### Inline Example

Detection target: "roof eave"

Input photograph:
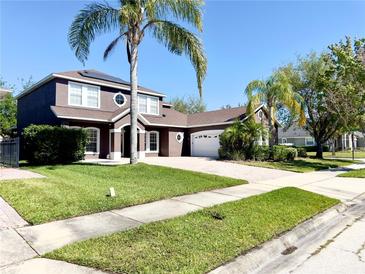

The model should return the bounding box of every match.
[16,73,166,100]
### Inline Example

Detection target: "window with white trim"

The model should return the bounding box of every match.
[68,82,100,108]
[138,94,159,115]
[113,92,126,107]
[146,131,159,152]
[85,127,100,154]
[305,137,315,146]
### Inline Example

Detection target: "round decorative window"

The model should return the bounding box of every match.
[113,92,126,107]
[176,132,184,143]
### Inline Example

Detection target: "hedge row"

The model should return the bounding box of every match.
[23,125,87,165]
[221,145,299,162]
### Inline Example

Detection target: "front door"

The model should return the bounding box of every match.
[124,127,131,157]
[121,131,124,157]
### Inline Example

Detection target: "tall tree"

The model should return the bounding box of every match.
[284,43,365,159]
[245,70,305,151]
[171,95,206,114]
[0,78,16,138]
[0,94,16,138]
[326,37,365,159]
[69,0,207,164]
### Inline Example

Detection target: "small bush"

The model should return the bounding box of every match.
[254,146,270,161]
[219,120,266,161]
[297,147,307,158]
[23,125,87,165]
[299,145,329,152]
[218,148,244,161]
[273,146,297,161]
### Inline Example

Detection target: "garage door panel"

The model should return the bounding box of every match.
[191,130,223,158]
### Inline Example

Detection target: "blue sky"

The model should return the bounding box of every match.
[1,0,365,110]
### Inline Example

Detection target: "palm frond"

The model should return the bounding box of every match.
[145,0,204,31]
[68,2,120,63]
[103,34,125,60]
[148,20,207,96]
[245,80,266,114]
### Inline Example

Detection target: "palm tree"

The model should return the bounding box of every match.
[245,70,305,151]
[69,0,207,164]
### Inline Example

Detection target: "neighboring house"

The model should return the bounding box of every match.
[16,70,277,160]
[279,125,365,150]
[278,126,316,147]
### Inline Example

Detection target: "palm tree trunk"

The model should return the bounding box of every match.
[267,104,274,149]
[130,41,138,164]
[351,132,355,161]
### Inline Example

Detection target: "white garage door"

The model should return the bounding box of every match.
[191,130,224,158]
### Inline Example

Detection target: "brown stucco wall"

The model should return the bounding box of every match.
[168,128,185,157]
[159,128,169,156]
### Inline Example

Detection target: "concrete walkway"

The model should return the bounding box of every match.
[0,197,28,229]
[142,157,295,183]
[1,258,109,274]
[0,168,44,181]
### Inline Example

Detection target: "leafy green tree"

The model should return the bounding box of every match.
[245,70,305,151]
[0,77,16,138]
[326,37,365,159]
[69,0,207,164]
[283,53,337,159]
[284,42,365,159]
[0,94,16,138]
[171,96,206,114]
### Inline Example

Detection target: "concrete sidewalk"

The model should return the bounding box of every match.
[1,258,109,274]
[14,183,279,256]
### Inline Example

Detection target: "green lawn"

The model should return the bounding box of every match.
[307,151,365,159]
[45,188,338,274]
[238,157,356,173]
[338,168,365,178]
[0,163,244,224]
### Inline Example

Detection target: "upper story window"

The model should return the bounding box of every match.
[138,94,159,115]
[68,82,100,108]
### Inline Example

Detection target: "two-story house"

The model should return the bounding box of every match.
[17,70,277,160]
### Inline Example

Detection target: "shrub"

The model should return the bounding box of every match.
[273,146,297,161]
[299,145,329,152]
[253,145,270,161]
[219,120,266,160]
[23,125,87,165]
[297,147,307,158]
[218,148,244,161]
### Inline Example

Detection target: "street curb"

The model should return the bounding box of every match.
[209,201,363,274]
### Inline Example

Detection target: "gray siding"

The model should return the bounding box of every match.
[17,80,59,132]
